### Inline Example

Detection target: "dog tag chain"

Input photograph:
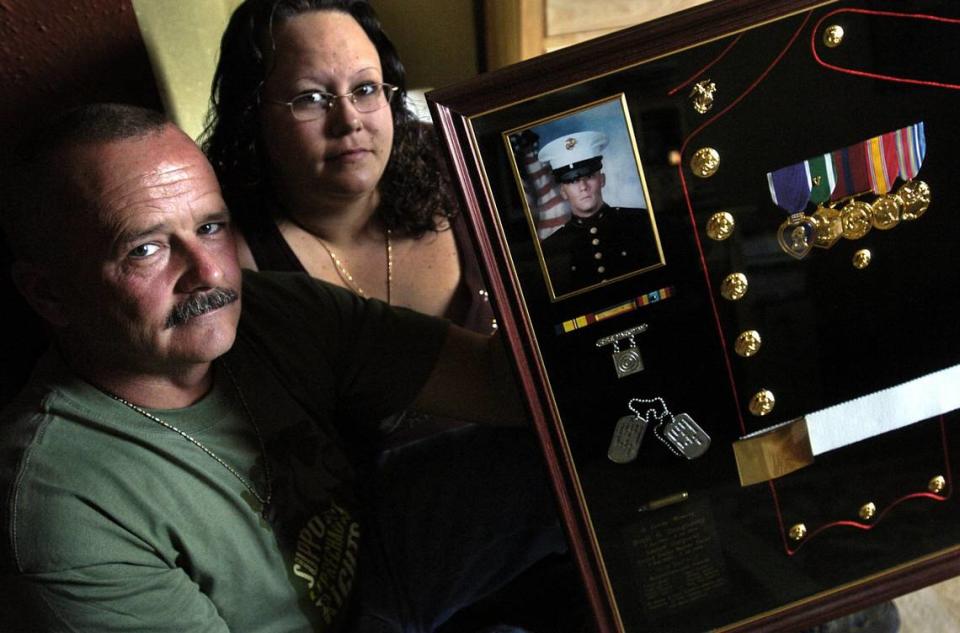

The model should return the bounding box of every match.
[628,397,711,460]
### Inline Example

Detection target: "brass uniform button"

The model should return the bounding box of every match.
[589,227,599,235]
[789,523,807,541]
[929,475,947,494]
[852,249,872,270]
[706,211,735,241]
[691,147,720,178]
[858,502,877,521]
[823,24,844,48]
[597,266,606,274]
[734,330,762,358]
[720,272,748,301]
[749,389,775,416]
[594,252,603,260]
[591,238,600,246]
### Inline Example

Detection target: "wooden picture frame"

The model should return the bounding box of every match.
[428,1,960,631]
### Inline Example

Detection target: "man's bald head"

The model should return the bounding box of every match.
[2,104,171,264]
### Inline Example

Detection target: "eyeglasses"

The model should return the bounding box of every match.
[269,83,398,122]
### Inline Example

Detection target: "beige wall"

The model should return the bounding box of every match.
[371,0,479,91]
[132,0,243,141]
[129,0,707,136]
[484,0,712,70]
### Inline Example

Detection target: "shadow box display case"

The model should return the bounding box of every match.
[427,0,960,631]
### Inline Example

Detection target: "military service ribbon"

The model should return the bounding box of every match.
[766,121,929,258]
[894,122,931,221]
[807,154,843,248]
[767,162,816,259]
[867,131,904,229]
[830,142,872,202]
[807,153,836,204]
[556,286,674,334]
[895,121,926,182]
[866,132,899,195]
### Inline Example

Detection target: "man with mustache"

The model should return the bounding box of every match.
[0,104,568,632]
[166,286,238,328]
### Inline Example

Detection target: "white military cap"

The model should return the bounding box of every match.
[538,131,608,182]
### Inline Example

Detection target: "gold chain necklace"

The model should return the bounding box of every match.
[289,217,393,304]
[106,362,272,514]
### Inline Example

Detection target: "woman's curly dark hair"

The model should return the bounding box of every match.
[201,0,454,237]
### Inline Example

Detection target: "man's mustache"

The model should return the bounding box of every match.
[165,287,239,328]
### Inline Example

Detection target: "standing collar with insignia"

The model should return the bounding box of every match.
[568,204,610,228]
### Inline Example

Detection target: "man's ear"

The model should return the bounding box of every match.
[600,172,606,188]
[11,260,70,328]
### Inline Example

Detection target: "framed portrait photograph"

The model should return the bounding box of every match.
[504,94,665,301]
[429,1,960,631]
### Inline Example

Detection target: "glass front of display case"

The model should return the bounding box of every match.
[430,1,960,630]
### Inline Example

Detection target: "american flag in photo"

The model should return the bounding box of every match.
[511,130,570,239]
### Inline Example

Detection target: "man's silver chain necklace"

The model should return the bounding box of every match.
[107,361,273,512]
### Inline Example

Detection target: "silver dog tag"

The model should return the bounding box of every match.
[661,413,710,459]
[607,415,649,464]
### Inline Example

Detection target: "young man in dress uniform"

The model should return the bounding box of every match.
[537,131,660,297]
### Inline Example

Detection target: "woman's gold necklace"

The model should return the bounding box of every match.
[290,217,393,304]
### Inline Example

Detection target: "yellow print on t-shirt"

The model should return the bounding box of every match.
[291,501,361,626]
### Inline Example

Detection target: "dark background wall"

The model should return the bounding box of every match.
[0,0,160,151]
[0,0,162,402]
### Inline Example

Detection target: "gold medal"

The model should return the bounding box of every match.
[811,205,842,248]
[734,330,762,358]
[706,211,735,241]
[870,194,902,230]
[898,179,931,221]
[776,213,816,259]
[840,200,873,239]
[690,147,720,178]
[720,272,748,301]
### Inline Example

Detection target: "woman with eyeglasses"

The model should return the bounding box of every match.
[203,0,494,334]
[202,4,587,631]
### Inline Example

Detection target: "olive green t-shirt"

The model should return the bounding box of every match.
[0,271,449,632]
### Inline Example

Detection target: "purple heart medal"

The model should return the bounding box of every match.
[768,161,815,259]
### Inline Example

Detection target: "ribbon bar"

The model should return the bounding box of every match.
[768,121,925,208]
[556,286,674,334]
